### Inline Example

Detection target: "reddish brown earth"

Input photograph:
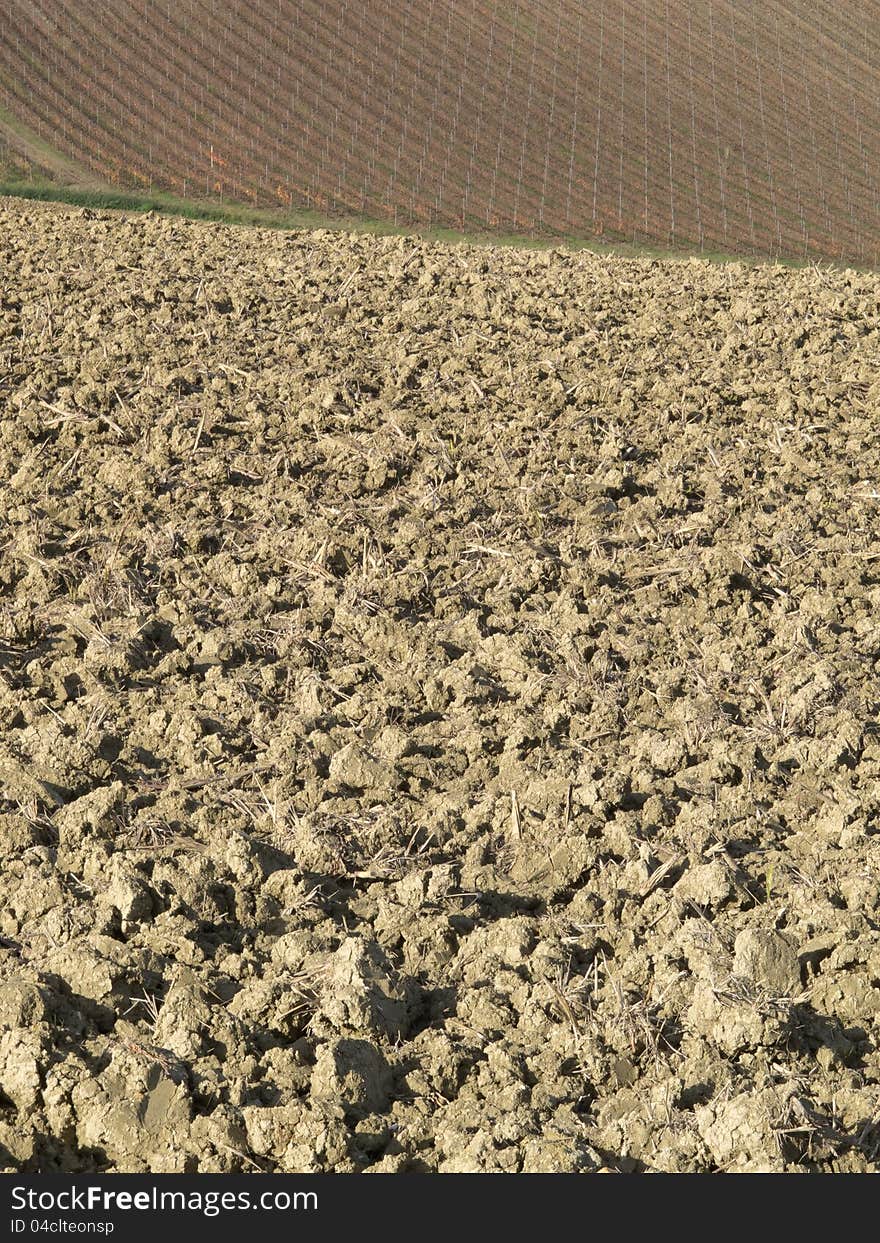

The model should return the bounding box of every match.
[1,1,879,263]
[1,199,880,1172]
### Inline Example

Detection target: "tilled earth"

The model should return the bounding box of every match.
[1,199,879,1173]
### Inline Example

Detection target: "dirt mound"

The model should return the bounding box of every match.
[1,198,879,1172]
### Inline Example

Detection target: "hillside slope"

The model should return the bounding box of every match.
[1,198,880,1171]
[1,1,879,263]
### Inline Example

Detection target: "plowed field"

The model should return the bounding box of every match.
[1,199,880,1172]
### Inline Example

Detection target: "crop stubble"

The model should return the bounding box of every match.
[0,199,879,1172]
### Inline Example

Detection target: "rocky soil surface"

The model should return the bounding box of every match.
[1,198,879,1172]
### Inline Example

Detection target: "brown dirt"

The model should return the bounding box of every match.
[1,197,879,1174]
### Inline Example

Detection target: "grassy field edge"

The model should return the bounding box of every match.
[0,172,825,269]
